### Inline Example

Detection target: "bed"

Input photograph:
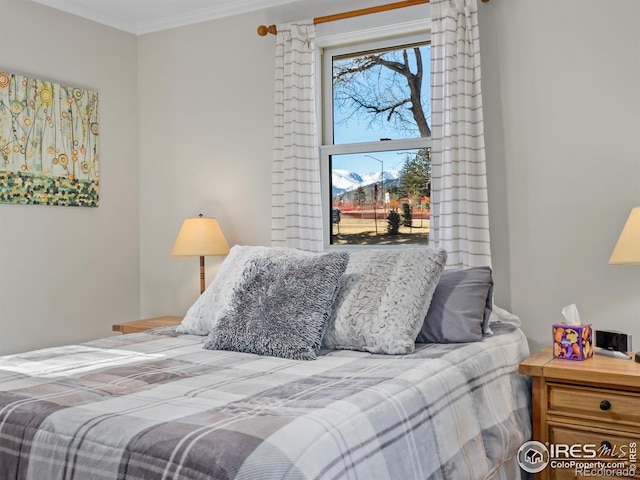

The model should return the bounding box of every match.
[0,246,532,479]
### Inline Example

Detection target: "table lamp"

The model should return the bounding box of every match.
[171,214,230,294]
[609,207,640,265]
[609,206,640,363]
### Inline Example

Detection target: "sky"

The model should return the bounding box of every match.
[330,44,431,176]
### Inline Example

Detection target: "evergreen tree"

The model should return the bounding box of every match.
[398,148,431,202]
[401,203,412,228]
[387,209,400,235]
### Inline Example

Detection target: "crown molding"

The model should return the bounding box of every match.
[136,0,301,35]
[30,0,301,35]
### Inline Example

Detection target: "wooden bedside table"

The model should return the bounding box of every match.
[112,315,183,334]
[519,346,640,480]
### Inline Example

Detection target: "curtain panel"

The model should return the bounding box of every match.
[430,0,492,269]
[271,21,324,252]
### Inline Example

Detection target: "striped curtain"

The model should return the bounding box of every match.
[430,0,491,269]
[271,21,323,252]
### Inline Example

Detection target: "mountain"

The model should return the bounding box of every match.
[332,169,400,197]
[332,169,363,191]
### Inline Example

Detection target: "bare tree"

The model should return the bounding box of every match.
[333,46,430,137]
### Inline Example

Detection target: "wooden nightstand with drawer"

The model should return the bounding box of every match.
[112,316,183,334]
[520,347,640,479]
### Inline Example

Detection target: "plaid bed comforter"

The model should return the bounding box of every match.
[0,323,531,480]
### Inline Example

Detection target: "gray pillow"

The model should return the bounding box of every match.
[416,266,493,344]
[203,251,349,360]
[323,247,447,355]
[177,245,314,335]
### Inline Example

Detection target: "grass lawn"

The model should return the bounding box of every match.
[331,223,429,245]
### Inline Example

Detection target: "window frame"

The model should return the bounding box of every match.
[317,26,432,249]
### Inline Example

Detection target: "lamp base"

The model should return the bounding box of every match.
[199,255,205,294]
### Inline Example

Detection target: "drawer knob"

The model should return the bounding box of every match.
[601,440,612,450]
[600,400,611,411]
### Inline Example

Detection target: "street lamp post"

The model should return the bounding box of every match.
[364,154,384,206]
[364,154,385,235]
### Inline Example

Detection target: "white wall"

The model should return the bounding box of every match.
[0,0,139,354]
[480,0,640,351]
[137,13,274,316]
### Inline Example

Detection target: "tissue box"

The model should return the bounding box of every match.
[553,324,593,360]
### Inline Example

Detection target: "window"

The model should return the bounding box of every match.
[320,33,431,247]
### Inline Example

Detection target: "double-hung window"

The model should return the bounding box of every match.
[320,31,431,247]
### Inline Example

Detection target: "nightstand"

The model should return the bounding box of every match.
[112,315,183,334]
[519,346,640,480]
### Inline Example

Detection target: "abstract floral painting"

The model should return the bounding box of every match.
[0,70,99,207]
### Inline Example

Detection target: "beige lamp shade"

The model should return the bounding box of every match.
[609,207,640,265]
[171,215,230,294]
[171,215,230,257]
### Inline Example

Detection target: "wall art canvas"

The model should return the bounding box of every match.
[0,70,99,207]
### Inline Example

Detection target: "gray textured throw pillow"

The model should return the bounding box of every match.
[323,247,447,355]
[203,251,349,360]
[177,245,313,335]
[416,266,494,344]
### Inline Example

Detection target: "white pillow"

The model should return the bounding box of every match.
[323,247,447,354]
[176,245,312,335]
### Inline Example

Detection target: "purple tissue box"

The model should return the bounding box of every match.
[552,324,593,360]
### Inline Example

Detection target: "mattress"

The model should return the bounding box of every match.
[0,323,531,480]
